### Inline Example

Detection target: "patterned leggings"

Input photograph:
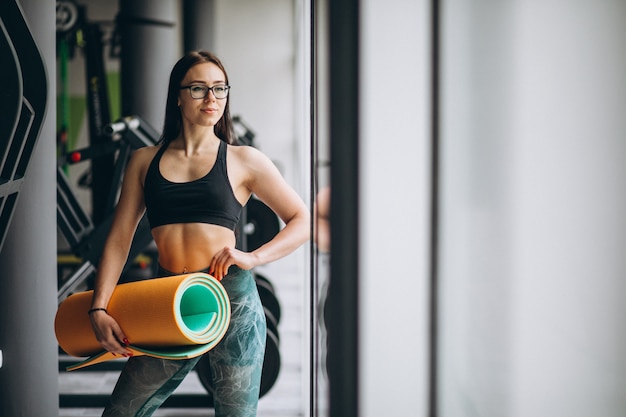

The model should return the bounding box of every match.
[102,266,267,417]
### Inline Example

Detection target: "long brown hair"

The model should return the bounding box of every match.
[159,51,235,145]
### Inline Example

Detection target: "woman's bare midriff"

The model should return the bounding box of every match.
[151,223,237,274]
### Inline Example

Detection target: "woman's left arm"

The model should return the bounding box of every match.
[209,147,310,279]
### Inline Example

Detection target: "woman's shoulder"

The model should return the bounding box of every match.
[131,144,161,162]
[227,143,284,191]
[227,143,270,166]
[126,144,161,175]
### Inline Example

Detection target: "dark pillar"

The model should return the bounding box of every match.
[327,0,360,416]
[183,0,216,53]
[0,0,58,415]
[119,0,180,129]
[83,21,114,224]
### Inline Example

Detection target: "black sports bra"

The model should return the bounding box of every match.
[143,140,243,230]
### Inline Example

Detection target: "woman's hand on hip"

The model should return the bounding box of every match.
[209,246,259,280]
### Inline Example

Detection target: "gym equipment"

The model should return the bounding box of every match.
[263,306,280,340]
[56,0,117,224]
[256,275,282,325]
[254,272,276,293]
[0,0,48,252]
[57,116,158,301]
[61,115,159,215]
[55,272,230,371]
[196,326,281,401]
[254,271,281,337]
[243,197,281,252]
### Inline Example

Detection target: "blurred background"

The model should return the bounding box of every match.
[1,1,626,417]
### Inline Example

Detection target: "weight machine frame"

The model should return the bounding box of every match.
[57,116,158,302]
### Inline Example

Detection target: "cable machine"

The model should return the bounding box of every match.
[56,0,116,225]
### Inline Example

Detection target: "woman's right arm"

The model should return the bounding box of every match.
[89,148,151,356]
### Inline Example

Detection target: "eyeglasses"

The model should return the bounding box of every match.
[180,84,230,100]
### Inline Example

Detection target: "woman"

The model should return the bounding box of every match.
[89,51,310,417]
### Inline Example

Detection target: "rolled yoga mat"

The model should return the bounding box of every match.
[55,273,231,371]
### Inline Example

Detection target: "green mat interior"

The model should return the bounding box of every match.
[180,284,219,332]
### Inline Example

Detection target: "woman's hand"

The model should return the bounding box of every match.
[209,246,260,280]
[89,310,133,357]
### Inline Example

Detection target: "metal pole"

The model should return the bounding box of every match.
[327,0,360,416]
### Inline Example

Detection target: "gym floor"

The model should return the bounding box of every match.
[58,255,306,417]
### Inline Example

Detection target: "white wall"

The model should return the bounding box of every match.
[439,1,626,416]
[359,1,432,416]
[213,0,303,191]
[509,2,626,415]
[439,2,517,415]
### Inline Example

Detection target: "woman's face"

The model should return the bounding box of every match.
[178,62,228,129]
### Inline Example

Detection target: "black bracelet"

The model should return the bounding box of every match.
[88,308,108,315]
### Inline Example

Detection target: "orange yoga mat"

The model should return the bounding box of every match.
[55,273,231,371]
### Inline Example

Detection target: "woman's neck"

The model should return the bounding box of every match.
[174,126,220,156]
